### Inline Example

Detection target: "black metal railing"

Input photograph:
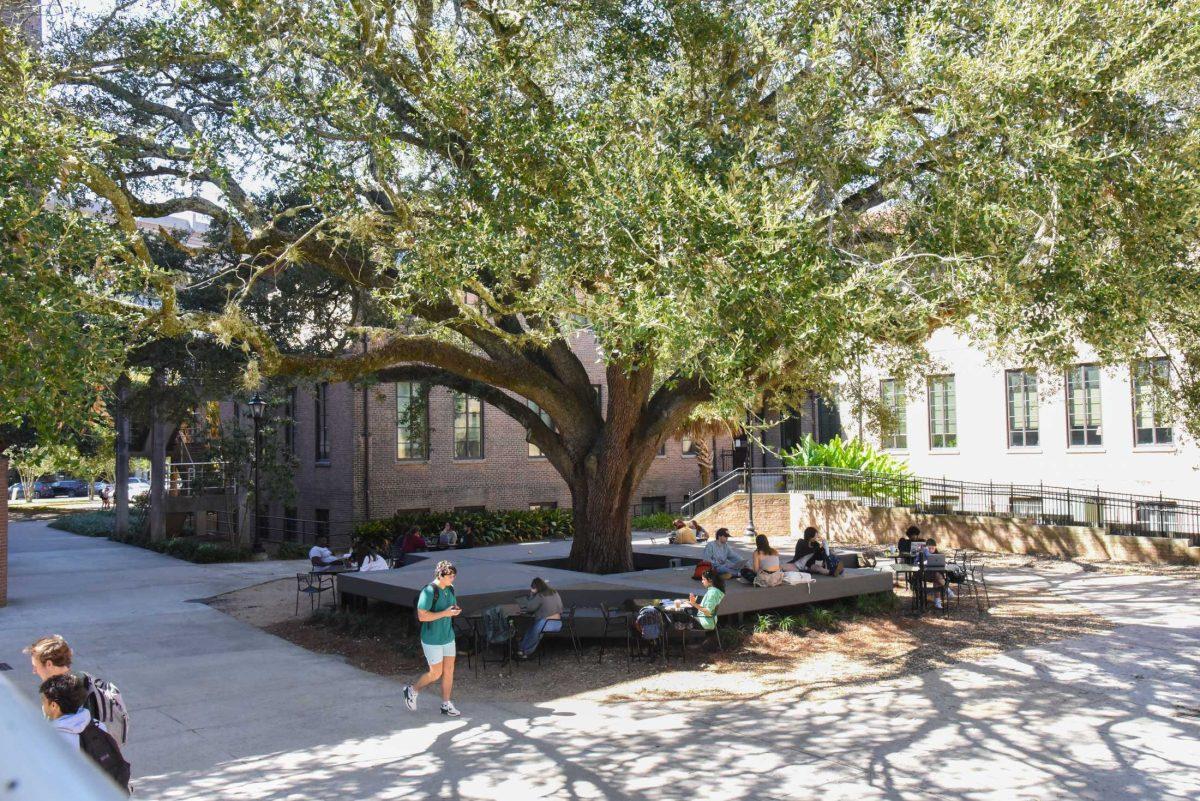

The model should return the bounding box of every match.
[206,510,359,551]
[681,466,1200,546]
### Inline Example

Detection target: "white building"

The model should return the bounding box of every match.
[863,329,1200,500]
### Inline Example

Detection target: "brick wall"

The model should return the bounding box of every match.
[692,492,791,541]
[1,457,8,607]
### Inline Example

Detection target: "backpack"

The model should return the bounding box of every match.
[692,560,712,581]
[79,719,131,794]
[84,674,129,746]
[414,584,440,627]
[634,606,663,640]
[481,605,515,645]
[824,549,845,577]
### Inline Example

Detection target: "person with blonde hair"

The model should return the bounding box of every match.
[403,560,463,717]
[25,635,129,745]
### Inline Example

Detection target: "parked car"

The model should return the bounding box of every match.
[7,481,55,500]
[50,479,90,498]
[127,478,151,498]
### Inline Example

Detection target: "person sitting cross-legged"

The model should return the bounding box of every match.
[702,528,746,578]
[515,577,564,659]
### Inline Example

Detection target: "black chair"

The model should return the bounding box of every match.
[477,609,518,671]
[533,606,582,665]
[596,603,632,664]
[452,616,480,673]
[295,572,336,614]
[673,604,723,662]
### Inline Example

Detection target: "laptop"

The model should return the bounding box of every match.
[923,552,946,568]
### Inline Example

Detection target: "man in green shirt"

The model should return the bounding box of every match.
[403,560,462,717]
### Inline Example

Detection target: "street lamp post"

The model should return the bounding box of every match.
[248,393,267,554]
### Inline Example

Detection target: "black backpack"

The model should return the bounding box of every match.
[79,719,131,794]
[414,583,440,626]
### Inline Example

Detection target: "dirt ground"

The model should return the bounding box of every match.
[202,551,1169,704]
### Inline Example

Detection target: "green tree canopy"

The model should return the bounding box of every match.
[19,0,1200,570]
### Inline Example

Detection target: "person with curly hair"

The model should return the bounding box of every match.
[403,560,463,717]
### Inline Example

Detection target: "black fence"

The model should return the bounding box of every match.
[682,466,1200,546]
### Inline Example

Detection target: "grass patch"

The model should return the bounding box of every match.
[631,512,676,532]
[746,591,897,635]
[49,510,116,537]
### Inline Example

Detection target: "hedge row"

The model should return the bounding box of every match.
[353,508,574,549]
[51,510,251,563]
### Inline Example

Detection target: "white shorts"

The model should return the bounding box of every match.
[422,640,456,665]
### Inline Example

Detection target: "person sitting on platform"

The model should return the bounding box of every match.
[671,519,696,544]
[687,569,726,641]
[784,527,821,571]
[743,534,783,586]
[515,577,564,659]
[354,544,390,572]
[688,519,709,542]
[702,528,746,578]
[309,534,349,573]
[438,522,458,548]
[458,523,476,549]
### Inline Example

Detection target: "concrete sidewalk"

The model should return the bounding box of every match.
[1,520,1197,800]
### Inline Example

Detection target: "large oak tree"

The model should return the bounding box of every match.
[20,0,1200,571]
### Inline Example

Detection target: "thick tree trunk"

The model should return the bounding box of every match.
[693,437,714,488]
[114,375,130,537]
[567,470,636,574]
[148,370,167,542]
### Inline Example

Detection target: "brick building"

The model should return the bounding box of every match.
[236,331,735,539]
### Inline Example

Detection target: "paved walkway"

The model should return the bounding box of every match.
[2,520,1197,800]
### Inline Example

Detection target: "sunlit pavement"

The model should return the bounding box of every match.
[2,519,1197,800]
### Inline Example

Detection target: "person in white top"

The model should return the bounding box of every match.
[309,534,350,572]
[437,522,458,548]
[355,545,390,572]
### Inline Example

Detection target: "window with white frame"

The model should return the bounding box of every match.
[1005,369,1040,447]
[453,393,484,459]
[927,375,957,449]
[1132,358,1173,446]
[395,381,428,460]
[880,378,907,450]
[1066,365,1102,447]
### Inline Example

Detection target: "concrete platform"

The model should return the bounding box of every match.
[336,536,892,626]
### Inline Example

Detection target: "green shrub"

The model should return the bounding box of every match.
[50,511,115,537]
[716,626,746,647]
[853,591,899,616]
[274,541,311,560]
[754,613,778,633]
[353,508,574,547]
[781,435,918,503]
[807,607,839,632]
[631,512,675,532]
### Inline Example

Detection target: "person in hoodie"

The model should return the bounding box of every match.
[40,673,131,793]
[41,673,95,748]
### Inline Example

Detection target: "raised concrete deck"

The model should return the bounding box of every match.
[337,536,892,623]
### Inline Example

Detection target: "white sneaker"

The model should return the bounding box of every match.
[441,701,461,717]
[947,588,957,599]
[934,598,944,610]
[403,685,417,711]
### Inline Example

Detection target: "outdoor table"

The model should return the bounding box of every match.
[625,598,695,657]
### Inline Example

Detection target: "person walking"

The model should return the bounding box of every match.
[25,635,129,746]
[39,673,131,794]
[403,560,462,717]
